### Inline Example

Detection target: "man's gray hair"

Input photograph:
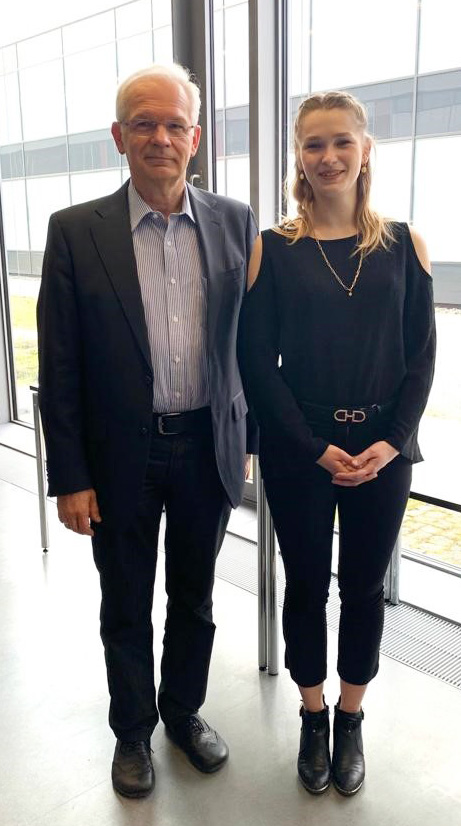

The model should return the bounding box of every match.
[116,63,201,124]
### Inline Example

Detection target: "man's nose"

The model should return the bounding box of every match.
[149,123,171,143]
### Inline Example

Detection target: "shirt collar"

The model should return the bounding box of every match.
[128,180,195,231]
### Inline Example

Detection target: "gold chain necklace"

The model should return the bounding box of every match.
[314,237,364,297]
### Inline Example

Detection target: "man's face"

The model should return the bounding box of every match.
[111,76,201,192]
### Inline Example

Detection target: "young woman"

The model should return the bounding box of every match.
[238,92,436,796]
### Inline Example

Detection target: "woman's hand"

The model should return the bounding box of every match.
[316,444,357,476]
[331,441,399,487]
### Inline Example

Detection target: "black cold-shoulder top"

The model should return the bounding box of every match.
[238,222,436,465]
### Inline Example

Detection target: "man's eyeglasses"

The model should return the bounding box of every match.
[121,119,196,138]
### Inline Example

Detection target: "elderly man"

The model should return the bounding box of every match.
[37,63,257,798]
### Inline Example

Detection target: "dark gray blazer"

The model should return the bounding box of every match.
[37,181,258,528]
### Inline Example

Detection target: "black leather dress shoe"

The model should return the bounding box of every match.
[332,705,365,796]
[111,739,155,798]
[298,704,331,794]
[165,714,229,773]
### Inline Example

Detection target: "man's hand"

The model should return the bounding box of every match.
[332,441,399,487]
[57,489,102,536]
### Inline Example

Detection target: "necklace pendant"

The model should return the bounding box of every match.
[348,290,352,297]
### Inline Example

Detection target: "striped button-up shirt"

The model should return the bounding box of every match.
[128,182,210,413]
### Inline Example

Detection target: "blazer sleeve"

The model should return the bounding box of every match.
[37,214,93,496]
[238,233,328,462]
[385,227,436,454]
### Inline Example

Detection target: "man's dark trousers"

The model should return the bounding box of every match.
[92,411,232,742]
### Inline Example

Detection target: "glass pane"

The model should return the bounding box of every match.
[370,141,412,221]
[17,30,62,68]
[25,137,68,177]
[419,0,461,74]
[70,169,122,204]
[225,105,249,155]
[0,72,22,144]
[216,158,225,195]
[224,3,249,107]
[26,176,70,251]
[289,0,310,97]
[0,144,24,179]
[8,273,40,423]
[213,8,224,111]
[413,136,461,262]
[117,32,154,81]
[65,44,117,133]
[63,11,115,55]
[0,45,18,74]
[1,179,29,251]
[225,156,250,203]
[116,0,152,38]
[412,306,461,509]
[69,129,120,172]
[153,26,173,64]
[311,0,417,90]
[416,71,461,136]
[20,60,66,141]
[215,109,224,156]
[152,0,172,28]
[348,80,414,140]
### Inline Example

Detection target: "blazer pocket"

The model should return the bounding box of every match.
[232,390,248,421]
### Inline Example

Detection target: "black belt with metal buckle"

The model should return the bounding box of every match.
[300,399,395,425]
[153,406,211,436]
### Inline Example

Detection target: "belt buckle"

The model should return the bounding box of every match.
[157,413,181,435]
[333,408,366,423]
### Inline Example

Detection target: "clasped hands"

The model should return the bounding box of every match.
[316,440,399,486]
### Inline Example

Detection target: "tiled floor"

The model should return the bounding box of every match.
[1,447,461,825]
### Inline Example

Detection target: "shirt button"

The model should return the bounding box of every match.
[170,278,176,284]
[174,356,180,363]
[167,240,172,246]
[175,391,181,399]
[173,315,179,322]
[140,426,149,436]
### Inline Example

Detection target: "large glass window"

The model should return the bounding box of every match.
[311,0,417,91]
[419,0,461,75]
[19,61,67,142]
[213,0,250,204]
[64,44,118,134]
[0,1,173,423]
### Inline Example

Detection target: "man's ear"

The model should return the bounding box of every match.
[190,124,201,158]
[111,122,125,155]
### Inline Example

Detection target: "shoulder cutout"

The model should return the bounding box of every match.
[247,234,263,290]
[409,226,431,275]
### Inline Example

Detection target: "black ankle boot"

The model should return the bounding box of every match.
[297,704,331,794]
[332,703,365,796]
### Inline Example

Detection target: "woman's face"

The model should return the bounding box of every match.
[296,107,370,202]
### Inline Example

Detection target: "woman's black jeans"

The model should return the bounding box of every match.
[261,414,412,687]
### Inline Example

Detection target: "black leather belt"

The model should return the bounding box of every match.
[301,399,395,425]
[153,406,211,436]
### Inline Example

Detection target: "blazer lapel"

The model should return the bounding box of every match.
[187,184,224,346]
[89,184,152,371]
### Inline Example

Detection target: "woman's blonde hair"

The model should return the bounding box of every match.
[277,91,394,255]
